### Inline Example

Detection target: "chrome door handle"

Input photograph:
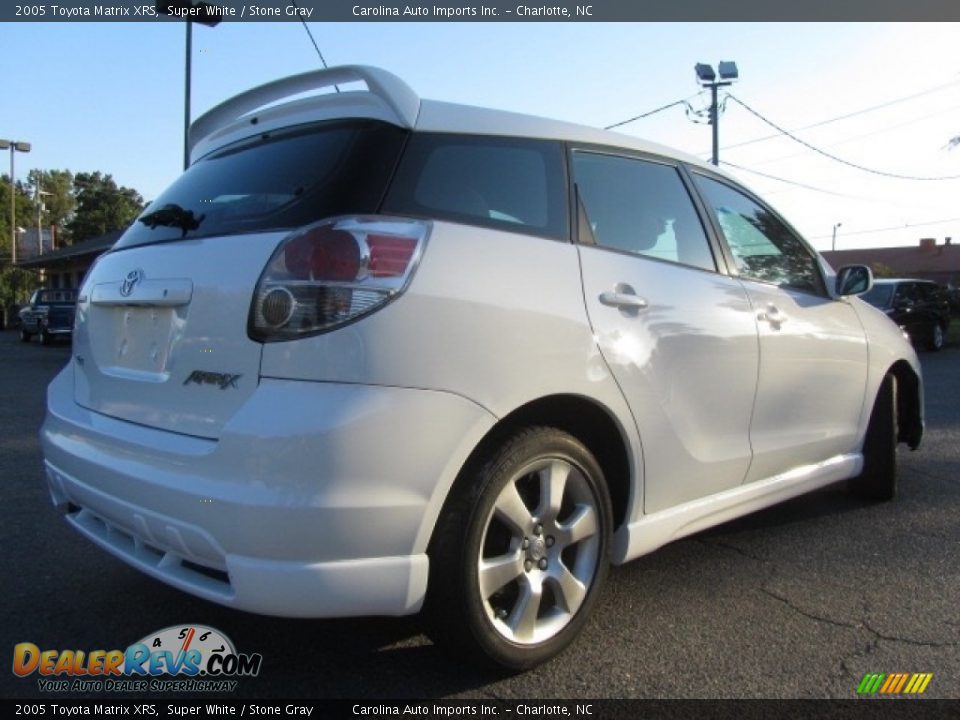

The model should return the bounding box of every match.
[599,291,648,310]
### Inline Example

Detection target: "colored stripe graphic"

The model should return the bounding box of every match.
[857,673,885,694]
[858,672,932,695]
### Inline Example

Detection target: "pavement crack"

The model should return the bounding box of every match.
[761,588,860,631]
[696,537,767,563]
[860,620,960,649]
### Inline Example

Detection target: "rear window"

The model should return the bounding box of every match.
[861,284,894,308]
[36,290,77,304]
[115,120,408,249]
[383,133,568,240]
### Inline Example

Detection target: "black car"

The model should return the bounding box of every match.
[861,279,951,351]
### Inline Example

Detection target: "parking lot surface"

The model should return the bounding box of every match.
[1,330,957,699]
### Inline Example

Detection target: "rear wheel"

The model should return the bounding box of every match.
[928,322,945,352]
[426,427,612,671]
[849,374,897,501]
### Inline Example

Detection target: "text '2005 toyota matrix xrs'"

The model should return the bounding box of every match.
[41,66,923,670]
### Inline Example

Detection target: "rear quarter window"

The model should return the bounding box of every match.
[383,133,568,240]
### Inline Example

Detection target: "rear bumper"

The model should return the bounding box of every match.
[41,365,496,617]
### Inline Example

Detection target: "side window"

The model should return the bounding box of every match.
[383,134,567,240]
[893,283,913,306]
[572,152,716,272]
[694,174,825,295]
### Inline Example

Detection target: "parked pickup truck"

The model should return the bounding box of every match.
[19,288,78,345]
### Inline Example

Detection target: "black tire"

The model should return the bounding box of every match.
[849,374,897,501]
[425,426,612,671]
[39,325,52,346]
[928,322,945,352]
[19,328,32,343]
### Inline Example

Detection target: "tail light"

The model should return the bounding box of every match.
[249,216,430,342]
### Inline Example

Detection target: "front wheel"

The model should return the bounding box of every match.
[426,427,612,671]
[19,328,32,343]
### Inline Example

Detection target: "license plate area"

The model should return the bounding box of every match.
[100,306,180,377]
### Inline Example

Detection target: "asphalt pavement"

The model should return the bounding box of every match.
[1,329,957,700]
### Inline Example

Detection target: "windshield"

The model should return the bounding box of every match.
[115,119,408,249]
[861,283,895,309]
[37,289,77,304]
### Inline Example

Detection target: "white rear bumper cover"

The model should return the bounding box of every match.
[41,366,496,618]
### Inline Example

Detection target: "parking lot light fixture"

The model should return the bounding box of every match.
[694,62,738,166]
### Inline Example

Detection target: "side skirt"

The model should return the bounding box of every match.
[612,453,862,564]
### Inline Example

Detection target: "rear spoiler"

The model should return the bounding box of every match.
[189,65,421,157]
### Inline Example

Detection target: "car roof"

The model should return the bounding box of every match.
[415,100,711,168]
[189,65,723,178]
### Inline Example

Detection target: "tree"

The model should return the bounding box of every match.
[0,175,45,307]
[65,171,144,243]
[872,262,897,278]
[0,175,36,259]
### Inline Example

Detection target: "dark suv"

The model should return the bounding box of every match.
[861,279,951,351]
[18,288,78,345]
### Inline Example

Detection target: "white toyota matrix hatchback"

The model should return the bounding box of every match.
[42,66,923,670]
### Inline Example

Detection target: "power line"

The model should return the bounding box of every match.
[288,1,340,92]
[604,94,700,130]
[745,103,960,168]
[721,161,854,197]
[807,216,960,240]
[719,78,960,152]
[726,94,960,181]
[722,160,960,218]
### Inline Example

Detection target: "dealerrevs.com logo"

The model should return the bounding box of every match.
[13,625,262,693]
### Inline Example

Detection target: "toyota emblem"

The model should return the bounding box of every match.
[120,269,144,297]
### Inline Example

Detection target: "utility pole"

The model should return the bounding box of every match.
[35,181,51,256]
[831,222,843,252]
[694,62,739,166]
[1,139,31,264]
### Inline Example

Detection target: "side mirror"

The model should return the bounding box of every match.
[836,265,873,297]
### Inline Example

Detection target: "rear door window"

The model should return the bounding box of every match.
[572,151,717,271]
[383,134,568,240]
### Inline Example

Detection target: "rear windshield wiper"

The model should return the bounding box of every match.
[138,203,205,237]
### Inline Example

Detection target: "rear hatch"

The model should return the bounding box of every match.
[72,118,408,439]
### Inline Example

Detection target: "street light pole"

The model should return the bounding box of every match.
[156,2,222,171]
[184,22,192,170]
[831,222,843,252]
[695,62,739,166]
[1,139,31,264]
[709,83,720,166]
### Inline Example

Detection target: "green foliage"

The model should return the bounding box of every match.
[872,262,897,278]
[0,265,34,310]
[65,171,144,243]
[0,175,36,258]
[0,167,145,308]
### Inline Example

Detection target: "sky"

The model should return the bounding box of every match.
[3,21,960,252]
